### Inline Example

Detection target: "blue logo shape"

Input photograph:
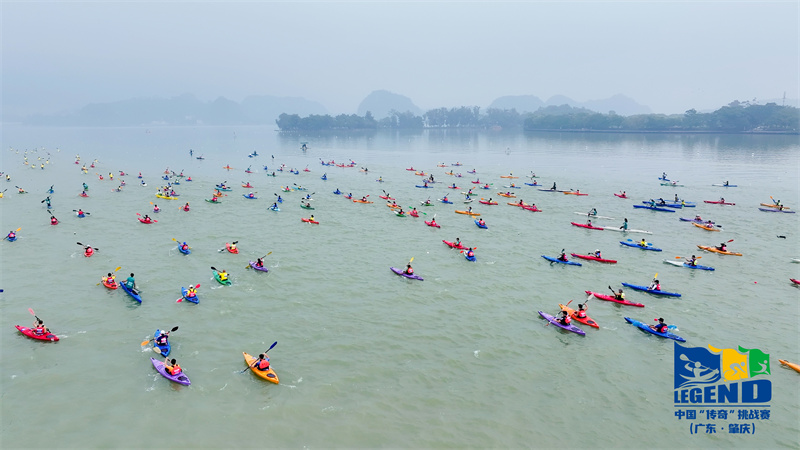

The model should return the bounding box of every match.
[674,342,722,389]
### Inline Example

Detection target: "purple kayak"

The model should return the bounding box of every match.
[390,267,423,281]
[538,311,585,336]
[150,357,191,385]
[249,261,269,272]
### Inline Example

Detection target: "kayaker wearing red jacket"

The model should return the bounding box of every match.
[650,318,668,333]
[648,279,661,291]
[32,319,48,335]
[557,311,571,325]
[254,354,270,371]
[404,264,413,275]
[575,304,588,319]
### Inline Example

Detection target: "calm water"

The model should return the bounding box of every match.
[1,125,799,448]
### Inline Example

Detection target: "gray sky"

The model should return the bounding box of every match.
[2,1,798,117]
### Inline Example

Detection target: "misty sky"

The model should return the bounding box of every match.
[2,1,798,117]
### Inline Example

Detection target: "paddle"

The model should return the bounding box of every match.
[72,210,91,215]
[96,266,122,285]
[176,284,201,302]
[240,341,278,373]
[141,326,179,346]
[770,195,777,205]
[28,307,40,322]
[245,252,272,269]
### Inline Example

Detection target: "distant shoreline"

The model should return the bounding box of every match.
[523,128,800,136]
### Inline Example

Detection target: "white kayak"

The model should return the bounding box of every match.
[792,258,800,263]
[601,226,653,234]
[573,212,615,220]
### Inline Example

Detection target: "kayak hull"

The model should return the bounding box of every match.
[225,243,239,254]
[624,317,685,342]
[704,200,735,205]
[559,304,599,328]
[154,329,171,356]
[119,281,143,303]
[181,287,199,304]
[390,267,423,281]
[151,358,191,385]
[243,352,279,384]
[570,253,617,264]
[570,222,604,230]
[249,261,269,272]
[697,245,741,256]
[633,205,675,212]
[620,283,681,297]
[619,241,662,251]
[16,325,59,342]
[601,227,652,234]
[662,259,715,271]
[442,240,466,249]
[424,220,440,228]
[541,255,581,266]
[214,271,232,286]
[538,311,585,336]
[474,219,487,229]
[585,291,645,307]
[178,245,191,255]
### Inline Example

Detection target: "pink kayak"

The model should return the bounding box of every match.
[442,239,466,249]
[571,222,604,230]
[585,290,644,307]
[570,253,617,264]
[425,220,441,228]
[704,200,736,205]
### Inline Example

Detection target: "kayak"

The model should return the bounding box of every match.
[409,210,419,217]
[693,223,720,232]
[704,200,736,205]
[508,202,529,207]
[16,325,59,342]
[779,359,800,373]
[454,210,480,216]
[243,352,279,384]
[119,281,143,303]
[760,203,791,210]
[178,245,191,255]
[563,191,588,196]
[574,212,615,220]
[660,182,684,187]
[697,245,741,256]
[225,243,239,254]
[155,194,179,200]
[679,217,715,224]
[249,261,269,272]
[614,193,628,198]
[500,175,518,179]
[242,184,254,188]
[464,252,476,261]
[570,253,617,264]
[502,185,520,189]
[712,184,737,187]
[269,206,280,212]
[480,200,499,205]
[301,204,316,209]
[522,205,542,212]
[541,255,582,266]
[758,208,795,213]
[620,283,681,297]
[443,240,466,249]
[424,220,440,228]
[624,317,685,342]
[84,248,94,257]
[102,276,118,289]
[213,270,232,285]
[439,199,453,204]
[242,195,258,200]
[390,266,423,281]
[601,227,652,234]
[633,205,675,212]
[333,190,342,195]
[474,219,487,229]
[151,358,191,386]
[570,222,604,230]
[352,200,372,204]
[539,188,565,193]
[524,182,539,186]
[662,259,715,271]
[791,279,800,285]
[154,329,171,356]
[415,185,433,188]
[585,290,645,307]
[619,241,662,251]
[537,311,585,336]
[394,211,407,217]
[301,218,320,225]
[205,199,222,204]
[138,218,155,224]
[559,304,599,328]
[181,287,199,304]
[497,193,516,198]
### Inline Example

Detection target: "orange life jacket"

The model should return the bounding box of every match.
[256,359,270,370]
[168,364,181,375]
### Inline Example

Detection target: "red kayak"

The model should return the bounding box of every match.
[791,279,800,285]
[585,290,644,307]
[425,220,441,228]
[704,200,736,205]
[225,243,239,253]
[522,205,541,212]
[138,218,154,224]
[84,248,94,257]
[571,253,617,264]
[409,210,419,217]
[571,222,604,230]
[16,325,59,342]
[479,200,498,205]
[614,193,628,199]
[301,218,319,224]
[443,239,466,249]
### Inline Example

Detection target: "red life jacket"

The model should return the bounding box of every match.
[256,359,270,370]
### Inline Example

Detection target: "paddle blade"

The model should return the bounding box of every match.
[28,308,35,316]
[265,341,278,353]
[114,266,122,272]
[141,339,151,346]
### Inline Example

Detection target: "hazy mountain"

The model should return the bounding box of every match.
[488,93,651,116]
[356,90,422,119]
[23,93,327,126]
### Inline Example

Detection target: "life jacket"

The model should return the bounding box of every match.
[182,244,188,250]
[655,324,667,333]
[187,289,196,297]
[156,336,168,345]
[34,326,45,335]
[219,272,228,281]
[51,218,58,225]
[576,310,587,319]
[467,251,474,257]
[560,316,571,325]
[256,359,270,370]
[85,247,93,256]
[406,267,413,274]
[168,363,181,375]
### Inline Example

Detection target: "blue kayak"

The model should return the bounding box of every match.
[641,201,695,208]
[333,190,342,195]
[541,255,582,266]
[633,205,675,212]
[712,183,737,187]
[538,188,565,193]
[663,260,715,271]
[242,194,258,200]
[625,317,685,342]
[6,235,17,242]
[620,241,662,251]
[440,199,453,204]
[119,281,142,303]
[465,253,476,262]
[181,287,199,304]
[269,206,280,212]
[154,329,171,356]
[475,219,487,229]
[621,282,681,297]
[178,244,191,255]
[416,185,433,189]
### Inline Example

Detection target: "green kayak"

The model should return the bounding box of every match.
[213,270,231,286]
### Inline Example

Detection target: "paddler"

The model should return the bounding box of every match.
[404,263,414,275]
[466,248,474,258]
[639,238,648,248]
[674,194,679,202]
[557,250,568,262]
[588,208,597,216]
[309,215,315,222]
[153,204,160,212]
[454,237,462,247]
[613,288,625,301]
[716,242,728,252]
[50,215,58,225]
[575,304,588,319]
[685,255,698,266]
[557,310,571,326]
[648,279,661,291]
[478,218,486,227]
[181,242,189,252]
[248,192,255,198]
[155,330,170,347]
[32,319,48,336]
[229,242,237,252]
[253,354,271,371]
[255,257,265,268]
[182,202,190,211]
[218,269,229,282]
[125,273,138,292]
[551,182,557,190]
[593,249,602,258]
[104,272,116,286]
[586,219,593,227]
[650,318,668,333]
[164,358,182,376]
[270,202,278,210]
[83,182,89,190]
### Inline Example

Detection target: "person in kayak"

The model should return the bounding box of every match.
[429,218,438,226]
[305,202,313,208]
[210,196,219,202]
[467,206,473,214]
[218,270,229,282]
[723,181,729,186]
[255,257,265,268]
[716,242,728,252]
[396,208,405,216]
[648,279,661,291]
[125,273,137,292]
[648,199,656,207]
[650,318,668,333]
[18,187,26,194]
[253,354,271,371]
[593,249,602,258]
[270,202,278,210]
[586,219,593,227]
[639,238,648,248]
[442,195,449,203]
[32,319,48,336]
[685,255,698,266]
[662,172,667,179]
[360,196,368,202]
[77,209,86,218]
[551,182,557,190]
[83,245,94,256]
[674,194,680,202]
[50,215,58,225]
[229,242,237,252]
[104,272,116,286]
[142,214,152,223]
[181,242,189,252]
[557,251,568,262]
[454,237,462,247]
[182,202,190,211]
[153,204,161,212]
[164,358,182,376]
[557,310,571,325]
[466,248,475,258]
[478,218,486,227]
[309,215,316,222]
[82,182,89,191]
[614,289,625,301]
[575,304,588,319]
[404,263,414,275]
[155,331,170,347]
[588,208,597,216]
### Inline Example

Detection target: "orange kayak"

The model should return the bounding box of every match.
[779,359,800,374]
[455,210,480,216]
[243,352,279,383]
[498,193,516,198]
[353,199,373,204]
[693,223,720,232]
[559,303,599,328]
[697,245,742,256]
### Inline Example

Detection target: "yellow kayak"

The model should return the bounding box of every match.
[697,245,742,256]
[243,352,279,384]
[779,359,800,374]
[155,193,179,200]
[455,210,480,216]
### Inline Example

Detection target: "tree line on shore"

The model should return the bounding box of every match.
[276,101,798,133]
